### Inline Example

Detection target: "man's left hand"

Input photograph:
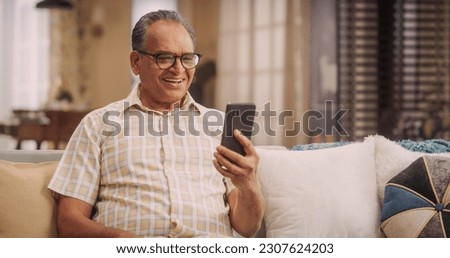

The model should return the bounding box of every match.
[213,129,264,237]
[213,129,259,190]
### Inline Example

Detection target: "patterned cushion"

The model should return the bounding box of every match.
[381,155,450,237]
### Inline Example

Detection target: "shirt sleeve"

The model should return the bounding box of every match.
[47,111,104,205]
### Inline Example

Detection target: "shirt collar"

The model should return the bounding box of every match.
[123,85,206,114]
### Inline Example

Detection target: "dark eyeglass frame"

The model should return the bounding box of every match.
[136,50,202,70]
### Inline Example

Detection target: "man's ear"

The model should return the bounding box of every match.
[130,51,140,75]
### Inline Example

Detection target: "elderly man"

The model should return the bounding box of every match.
[48,10,264,238]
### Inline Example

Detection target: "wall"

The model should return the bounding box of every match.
[49,0,132,110]
[179,0,220,108]
[81,0,132,109]
[179,0,220,63]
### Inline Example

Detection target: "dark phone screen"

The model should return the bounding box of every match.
[220,104,256,156]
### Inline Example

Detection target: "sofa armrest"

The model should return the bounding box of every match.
[0,150,63,163]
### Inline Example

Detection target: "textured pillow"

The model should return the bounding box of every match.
[398,139,450,153]
[0,160,58,237]
[373,135,450,204]
[380,155,450,237]
[290,141,352,151]
[256,138,380,237]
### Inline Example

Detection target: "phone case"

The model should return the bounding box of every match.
[220,103,256,156]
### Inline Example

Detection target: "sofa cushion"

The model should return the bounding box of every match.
[373,135,450,205]
[256,137,380,237]
[380,156,450,237]
[0,160,58,237]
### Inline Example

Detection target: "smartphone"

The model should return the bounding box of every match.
[220,103,256,156]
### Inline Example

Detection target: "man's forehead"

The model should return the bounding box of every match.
[144,21,194,51]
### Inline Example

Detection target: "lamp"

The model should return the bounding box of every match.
[36,0,73,10]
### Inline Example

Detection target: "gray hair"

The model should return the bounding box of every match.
[131,10,196,51]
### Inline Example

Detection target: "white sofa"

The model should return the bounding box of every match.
[1,135,448,237]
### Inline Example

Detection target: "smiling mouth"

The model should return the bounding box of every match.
[163,78,184,84]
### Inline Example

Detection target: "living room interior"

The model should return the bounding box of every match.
[0,0,449,149]
[1,0,450,240]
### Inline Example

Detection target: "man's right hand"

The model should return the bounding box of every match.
[57,195,137,237]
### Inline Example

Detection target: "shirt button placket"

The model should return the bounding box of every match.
[161,114,178,232]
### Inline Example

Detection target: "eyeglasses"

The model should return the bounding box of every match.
[137,50,202,70]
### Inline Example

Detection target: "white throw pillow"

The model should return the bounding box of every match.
[372,135,450,204]
[256,138,380,237]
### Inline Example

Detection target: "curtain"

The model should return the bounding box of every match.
[0,0,50,120]
[0,0,13,121]
[216,0,311,146]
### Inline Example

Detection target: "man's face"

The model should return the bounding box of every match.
[131,21,196,110]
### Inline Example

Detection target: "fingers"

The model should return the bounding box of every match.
[218,129,255,159]
[213,150,247,177]
[215,129,259,182]
[213,159,236,178]
[233,129,255,156]
[216,129,258,170]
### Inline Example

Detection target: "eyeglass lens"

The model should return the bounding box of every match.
[157,54,199,69]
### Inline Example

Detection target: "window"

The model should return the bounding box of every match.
[338,0,450,140]
[217,0,306,146]
[0,0,50,121]
[217,0,286,107]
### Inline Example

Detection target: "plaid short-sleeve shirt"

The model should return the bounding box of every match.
[48,86,235,237]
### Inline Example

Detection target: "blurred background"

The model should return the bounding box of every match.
[0,0,449,149]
